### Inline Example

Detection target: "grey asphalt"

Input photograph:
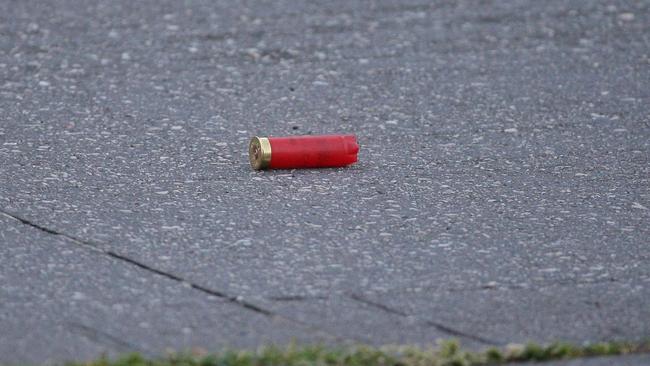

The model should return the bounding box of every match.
[509,353,650,366]
[0,0,649,364]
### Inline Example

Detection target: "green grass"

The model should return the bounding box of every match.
[62,339,650,366]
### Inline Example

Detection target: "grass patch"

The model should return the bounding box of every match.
[61,339,650,366]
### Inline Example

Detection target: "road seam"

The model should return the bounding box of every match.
[346,293,502,346]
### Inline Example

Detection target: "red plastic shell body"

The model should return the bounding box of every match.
[268,135,358,169]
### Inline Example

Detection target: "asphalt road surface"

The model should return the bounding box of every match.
[1,0,649,364]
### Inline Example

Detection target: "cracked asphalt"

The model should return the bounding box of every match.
[1,0,649,364]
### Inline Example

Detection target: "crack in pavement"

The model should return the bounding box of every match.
[66,321,147,355]
[346,274,637,298]
[264,276,630,304]
[389,277,624,296]
[267,295,329,302]
[0,209,346,343]
[346,293,502,346]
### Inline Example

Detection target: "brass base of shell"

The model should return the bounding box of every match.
[249,136,272,170]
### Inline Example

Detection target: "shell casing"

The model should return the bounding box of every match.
[248,134,358,170]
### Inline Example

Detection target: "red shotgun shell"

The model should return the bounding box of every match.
[249,135,359,170]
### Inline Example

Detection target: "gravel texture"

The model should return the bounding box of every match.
[0,0,648,364]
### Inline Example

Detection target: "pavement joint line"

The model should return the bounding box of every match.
[0,208,348,343]
[346,293,502,346]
